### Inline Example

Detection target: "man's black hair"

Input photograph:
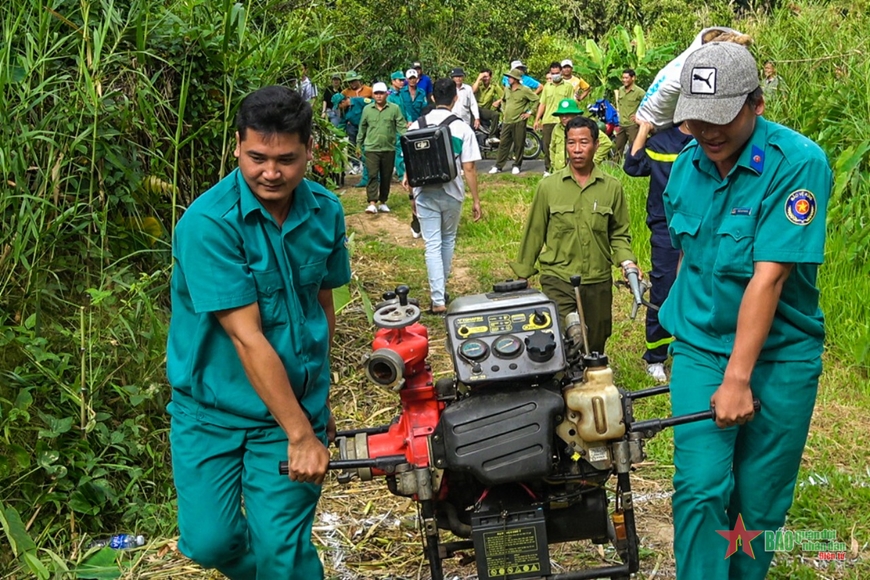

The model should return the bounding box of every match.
[549,61,562,70]
[236,86,312,143]
[623,68,637,77]
[480,68,493,75]
[746,86,764,108]
[565,115,599,141]
[432,78,458,107]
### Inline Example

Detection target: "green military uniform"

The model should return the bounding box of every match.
[167,169,351,579]
[614,83,644,158]
[358,101,406,204]
[475,81,502,140]
[511,165,635,352]
[495,73,539,171]
[661,117,831,580]
[538,81,576,171]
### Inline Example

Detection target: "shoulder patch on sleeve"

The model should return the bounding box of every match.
[784,190,816,226]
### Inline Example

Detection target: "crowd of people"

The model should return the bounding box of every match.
[165,42,828,580]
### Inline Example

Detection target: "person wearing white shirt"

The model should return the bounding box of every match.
[449,68,480,130]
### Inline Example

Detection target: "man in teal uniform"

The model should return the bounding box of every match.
[387,71,408,180]
[511,115,637,354]
[660,43,831,580]
[167,86,351,579]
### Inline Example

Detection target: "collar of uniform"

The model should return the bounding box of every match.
[237,169,320,224]
[689,116,769,180]
[558,163,604,188]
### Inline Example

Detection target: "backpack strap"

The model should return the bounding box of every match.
[438,114,460,128]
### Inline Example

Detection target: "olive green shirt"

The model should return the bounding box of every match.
[475,82,501,110]
[358,102,406,152]
[511,165,635,284]
[616,84,644,128]
[539,81,576,124]
[501,84,539,124]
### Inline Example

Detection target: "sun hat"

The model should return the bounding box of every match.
[552,99,583,115]
[506,68,524,81]
[449,67,466,78]
[344,70,362,82]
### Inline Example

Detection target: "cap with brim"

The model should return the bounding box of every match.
[331,73,342,79]
[553,99,583,115]
[450,67,466,78]
[331,93,345,106]
[390,71,405,81]
[344,70,362,82]
[510,60,523,69]
[372,82,388,93]
[405,68,419,78]
[506,68,524,81]
[673,42,760,125]
[412,62,422,68]
[561,59,573,68]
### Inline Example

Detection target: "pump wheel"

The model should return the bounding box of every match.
[373,303,422,329]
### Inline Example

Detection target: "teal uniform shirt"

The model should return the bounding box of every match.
[398,86,428,122]
[342,96,372,128]
[167,169,352,429]
[660,116,831,361]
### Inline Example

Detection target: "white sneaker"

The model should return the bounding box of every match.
[488,166,500,174]
[511,167,521,175]
[365,203,378,214]
[543,171,551,177]
[411,227,421,239]
[350,166,360,175]
[647,363,667,383]
[378,204,391,213]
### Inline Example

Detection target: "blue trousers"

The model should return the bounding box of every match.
[669,342,820,580]
[644,222,679,364]
[171,407,325,580]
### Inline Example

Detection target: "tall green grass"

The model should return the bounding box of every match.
[0,0,331,576]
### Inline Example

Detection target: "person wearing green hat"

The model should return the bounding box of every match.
[489,67,538,175]
[550,99,613,172]
[387,71,407,180]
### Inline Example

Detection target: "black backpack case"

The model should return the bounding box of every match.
[401,114,459,187]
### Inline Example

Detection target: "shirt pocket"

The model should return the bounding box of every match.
[591,205,613,232]
[298,259,327,292]
[668,212,702,252]
[549,205,577,234]
[714,216,757,278]
[251,268,289,328]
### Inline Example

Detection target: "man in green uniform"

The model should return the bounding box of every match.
[534,61,577,176]
[661,43,831,580]
[358,82,406,214]
[387,71,408,181]
[511,115,637,354]
[489,68,538,176]
[166,86,351,580]
[613,68,644,162]
[472,68,501,143]
[550,100,613,172]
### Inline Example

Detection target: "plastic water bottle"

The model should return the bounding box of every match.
[88,534,145,549]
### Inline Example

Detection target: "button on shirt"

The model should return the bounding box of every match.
[167,170,352,428]
[511,165,635,283]
[660,117,832,361]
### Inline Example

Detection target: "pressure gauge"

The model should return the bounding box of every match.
[493,335,523,358]
[459,339,489,361]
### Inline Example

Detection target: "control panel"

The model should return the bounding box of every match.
[445,285,567,385]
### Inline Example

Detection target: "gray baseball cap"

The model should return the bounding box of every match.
[674,42,760,125]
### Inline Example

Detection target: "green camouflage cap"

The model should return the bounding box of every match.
[553,99,583,115]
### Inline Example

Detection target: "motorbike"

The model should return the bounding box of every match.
[475,118,543,161]
[280,278,758,580]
